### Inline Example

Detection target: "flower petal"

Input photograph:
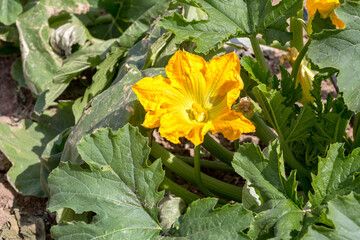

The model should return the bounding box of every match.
[211,111,255,141]
[165,50,208,104]
[159,111,212,146]
[132,75,187,111]
[143,108,165,128]
[329,12,345,28]
[306,0,340,18]
[204,52,243,109]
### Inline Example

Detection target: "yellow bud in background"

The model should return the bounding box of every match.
[282,48,315,103]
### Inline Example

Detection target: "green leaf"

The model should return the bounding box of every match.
[53,39,117,84]
[304,192,360,239]
[48,126,164,239]
[240,56,271,86]
[309,143,360,209]
[143,31,177,69]
[114,26,167,81]
[51,25,86,55]
[0,103,74,196]
[278,65,303,107]
[310,11,336,34]
[0,0,22,25]
[116,0,170,48]
[0,23,19,43]
[242,181,262,211]
[248,199,303,240]
[158,0,302,53]
[233,142,304,239]
[308,1,360,112]
[252,84,312,176]
[16,0,91,96]
[72,46,127,122]
[0,120,56,197]
[232,141,302,208]
[158,195,186,229]
[11,58,26,88]
[92,0,170,42]
[167,198,253,239]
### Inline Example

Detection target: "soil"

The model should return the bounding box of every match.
[0,44,353,239]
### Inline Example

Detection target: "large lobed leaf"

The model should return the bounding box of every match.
[0,103,74,196]
[304,192,360,239]
[308,1,360,112]
[49,126,164,239]
[248,199,303,240]
[233,141,302,207]
[167,198,253,239]
[232,141,303,239]
[309,143,360,209]
[159,0,302,53]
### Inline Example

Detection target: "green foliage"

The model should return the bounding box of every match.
[0,0,22,25]
[310,11,336,34]
[159,0,302,53]
[72,46,127,122]
[94,0,170,42]
[233,141,302,207]
[309,143,360,209]
[49,125,255,239]
[16,0,91,97]
[48,126,165,239]
[304,192,360,239]
[233,141,305,239]
[248,199,303,240]
[158,195,186,229]
[167,198,253,239]
[241,56,271,86]
[308,1,360,112]
[0,103,74,196]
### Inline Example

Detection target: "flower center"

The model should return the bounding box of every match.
[189,103,208,123]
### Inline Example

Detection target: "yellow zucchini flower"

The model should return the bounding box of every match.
[282,48,315,103]
[132,50,255,146]
[306,0,345,29]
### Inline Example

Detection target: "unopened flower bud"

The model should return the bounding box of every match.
[233,97,255,119]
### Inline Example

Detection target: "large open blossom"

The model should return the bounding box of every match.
[306,0,345,29]
[132,50,255,146]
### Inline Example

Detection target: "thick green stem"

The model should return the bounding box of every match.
[160,177,200,204]
[177,156,235,172]
[291,39,311,79]
[282,142,310,177]
[202,134,233,166]
[257,38,289,51]
[251,112,278,145]
[249,34,270,73]
[194,146,215,198]
[353,114,360,149]
[290,9,304,51]
[151,142,242,202]
[234,139,239,152]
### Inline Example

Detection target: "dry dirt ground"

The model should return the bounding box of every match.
[0,45,345,239]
